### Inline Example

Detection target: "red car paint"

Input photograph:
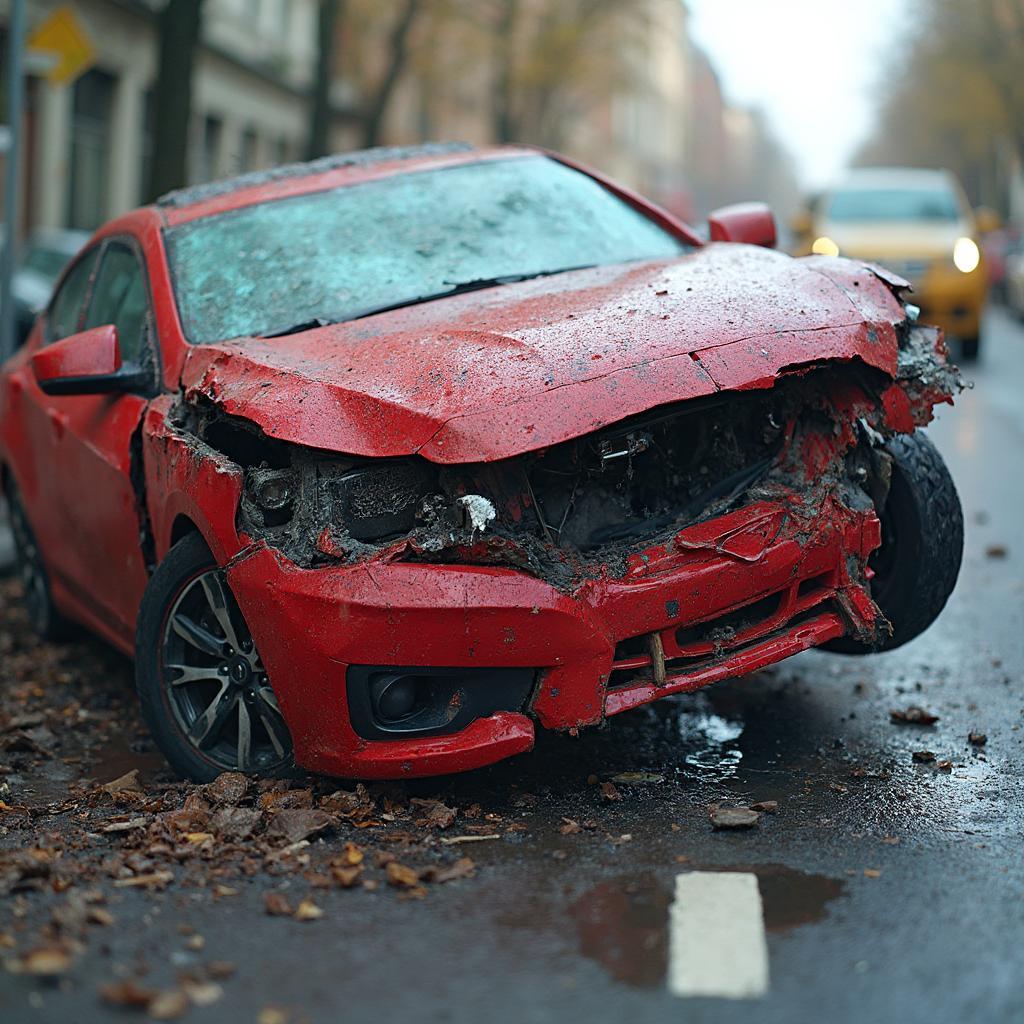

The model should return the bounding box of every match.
[0,145,956,778]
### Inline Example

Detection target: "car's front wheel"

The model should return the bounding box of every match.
[827,431,963,654]
[136,533,293,781]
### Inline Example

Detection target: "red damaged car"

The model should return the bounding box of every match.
[0,144,963,781]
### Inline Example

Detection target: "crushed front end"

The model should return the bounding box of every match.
[183,316,960,778]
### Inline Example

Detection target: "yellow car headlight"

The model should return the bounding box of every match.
[952,237,980,274]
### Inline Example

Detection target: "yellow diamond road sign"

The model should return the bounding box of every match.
[28,6,97,88]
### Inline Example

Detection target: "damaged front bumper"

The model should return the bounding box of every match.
[225,488,881,778]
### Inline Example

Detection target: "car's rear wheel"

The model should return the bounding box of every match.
[136,533,293,781]
[827,432,963,654]
[7,486,70,640]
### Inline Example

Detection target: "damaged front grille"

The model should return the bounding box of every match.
[175,350,944,592]
[608,569,841,690]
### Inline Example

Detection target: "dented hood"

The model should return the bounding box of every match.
[181,243,907,463]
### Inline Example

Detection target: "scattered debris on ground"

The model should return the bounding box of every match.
[709,805,761,829]
[890,706,940,726]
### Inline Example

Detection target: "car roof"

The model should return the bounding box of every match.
[832,167,960,192]
[157,142,540,227]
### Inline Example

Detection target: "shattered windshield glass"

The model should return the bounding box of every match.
[164,156,689,344]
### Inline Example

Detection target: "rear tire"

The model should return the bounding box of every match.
[827,432,963,654]
[7,486,71,641]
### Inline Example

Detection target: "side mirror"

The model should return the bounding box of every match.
[708,202,777,248]
[31,324,149,396]
[974,206,1001,234]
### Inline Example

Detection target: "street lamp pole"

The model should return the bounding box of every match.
[1,0,27,362]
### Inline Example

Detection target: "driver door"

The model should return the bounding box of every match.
[20,238,160,648]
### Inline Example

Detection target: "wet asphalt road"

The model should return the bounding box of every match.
[3,307,1024,1023]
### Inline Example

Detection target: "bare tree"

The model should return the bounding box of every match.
[146,0,205,202]
[361,0,422,148]
[307,0,344,159]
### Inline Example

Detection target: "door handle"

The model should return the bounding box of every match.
[48,410,69,439]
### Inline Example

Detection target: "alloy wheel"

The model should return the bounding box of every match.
[160,568,291,773]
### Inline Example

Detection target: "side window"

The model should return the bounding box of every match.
[84,243,152,368]
[47,250,99,343]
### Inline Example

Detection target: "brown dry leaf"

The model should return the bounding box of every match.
[936,759,953,772]
[985,544,1008,559]
[87,907,115,927]
[319,784,375,820]
[968,732,987,746]
[331,865,363,888]
[600,781,622,802]
[749,800,778,813]
[709,805,760,829]
[410,797,457,829]
[100,979,156,1008]
[149,989,190,1020]
[439,834,500,845]
[210,806,262,840]
[863,868,882,878]
[100,769,142,795]
[114,870,174,890]
[337,842,364,867]
[257,1008,289,1024]
[559,818,582,835]
[890,706,939,726]
[425,858,476,884]
[264,892,292,917]
[294,898,324,921]
[6,946,74,976]
[385,861,420,888]
[181,980,223,1007]
[266,808,334,844]
[912,750,936,763]
[203,771,250,805]
[100,816,151,833]
[206,961,236,980]
[183,832,214,846]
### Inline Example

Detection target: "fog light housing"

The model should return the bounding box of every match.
[347,666,536,740]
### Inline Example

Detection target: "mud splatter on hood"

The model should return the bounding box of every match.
[181,243,908,463]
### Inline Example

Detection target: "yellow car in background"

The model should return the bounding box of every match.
[794,168,990,359]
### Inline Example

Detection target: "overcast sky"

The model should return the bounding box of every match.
[686,0,910,189]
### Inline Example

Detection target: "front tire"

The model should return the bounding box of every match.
[828,432,963,654]
[136,533,293,782]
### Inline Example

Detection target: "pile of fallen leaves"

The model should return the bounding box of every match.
[0,577,501,1017]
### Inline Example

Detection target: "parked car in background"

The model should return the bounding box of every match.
[792,168,989,359]
[1005,238,1024,320]
[0,144,962,782]
[1,229,91,347]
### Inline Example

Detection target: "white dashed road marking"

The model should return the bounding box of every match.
[668,871,770,999]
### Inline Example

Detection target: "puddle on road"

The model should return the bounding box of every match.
[570,865,845,989]
[83,736,168,788]
[673,693,745,779]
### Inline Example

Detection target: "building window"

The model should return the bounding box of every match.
[198,115,224,183]
[67,69,116,230]
[240,126,259,172]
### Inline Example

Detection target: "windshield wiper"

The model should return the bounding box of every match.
[255,265,597,338]
[345,265,598,322]
[259,316,333,339]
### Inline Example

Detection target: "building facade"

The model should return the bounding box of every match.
[2,0,318,238]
